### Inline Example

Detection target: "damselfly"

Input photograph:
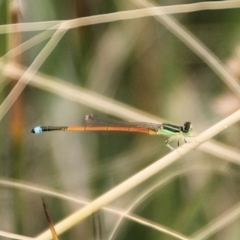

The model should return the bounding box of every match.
[31,114,192,150]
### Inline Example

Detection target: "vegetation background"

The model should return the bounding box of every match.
[0,0,240,239]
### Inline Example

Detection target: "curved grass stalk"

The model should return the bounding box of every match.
[107,168,198,240]
[108,164,240,240]
[191,202,240,240]
[0,1,239,34]
[1,163,238,240]
[0,230,34,240]
[0,177,192,240]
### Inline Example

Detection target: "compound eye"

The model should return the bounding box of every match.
[183,122,192,133]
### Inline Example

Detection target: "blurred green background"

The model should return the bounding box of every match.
[1,0,240,239]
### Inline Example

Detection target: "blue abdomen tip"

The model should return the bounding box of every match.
[31,126,42,134]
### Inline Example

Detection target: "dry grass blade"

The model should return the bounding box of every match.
[42,198,59,240]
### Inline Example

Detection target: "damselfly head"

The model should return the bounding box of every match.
[182,122,192,134]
